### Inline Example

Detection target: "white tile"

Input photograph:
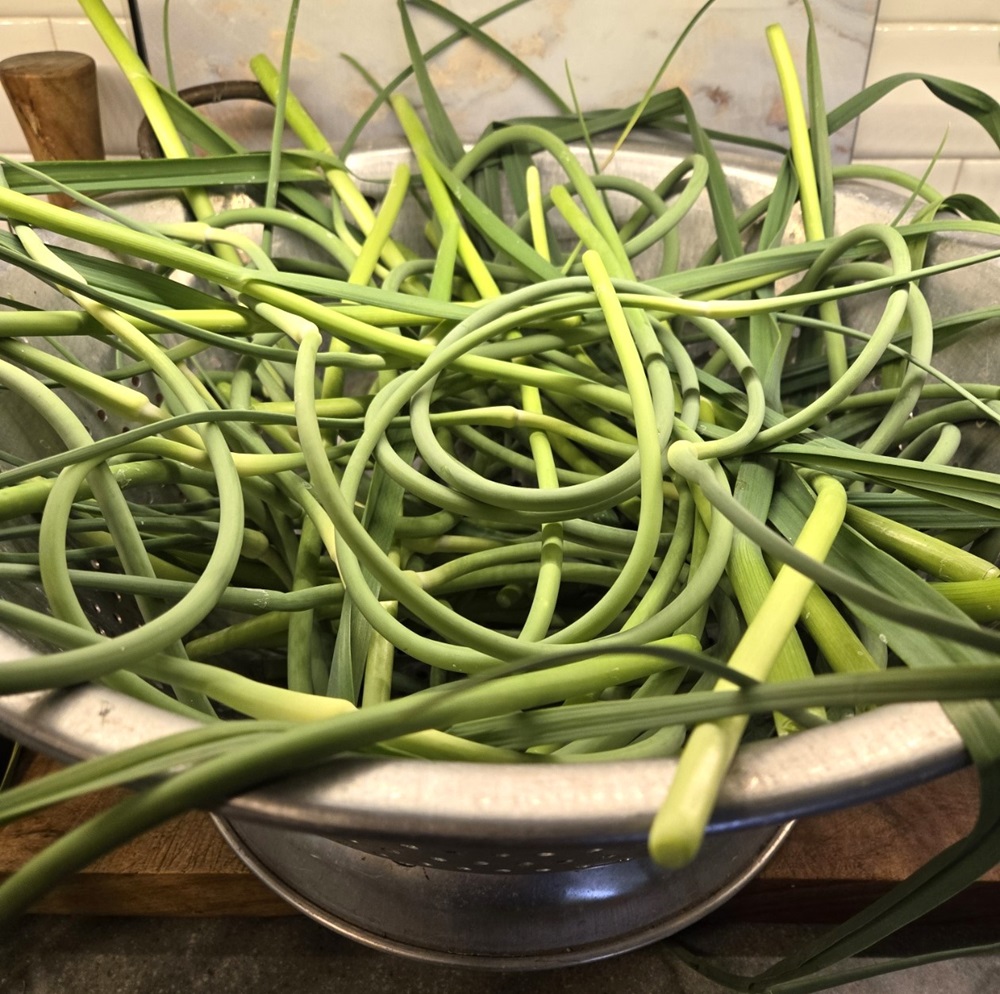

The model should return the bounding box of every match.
[0,18,58,155]
[954,159,1000,209]
[49,15,136,55]
[0,2,102,14]
[49,17,142,156]
[0,1,129,13]
[855,24,1000,159]
[877,0,999,21]
[0,17,57,57]
[0,2,71,13]
[850,157,963,196]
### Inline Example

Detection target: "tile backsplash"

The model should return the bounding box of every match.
[853,11,1000,204]
[128,0,878,163]
[0,1,997,203]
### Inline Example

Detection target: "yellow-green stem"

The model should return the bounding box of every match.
[649,472,847,867]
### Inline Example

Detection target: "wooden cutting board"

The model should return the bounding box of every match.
[0,753,993,922]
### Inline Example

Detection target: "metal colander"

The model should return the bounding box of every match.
[0,143,991,967]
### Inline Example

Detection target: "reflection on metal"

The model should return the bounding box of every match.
[215,815,793,968]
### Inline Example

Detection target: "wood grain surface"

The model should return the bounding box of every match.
[0,754,292,917]
[0,754,993,922]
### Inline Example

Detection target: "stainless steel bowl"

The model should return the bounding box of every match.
[0,143,992,967]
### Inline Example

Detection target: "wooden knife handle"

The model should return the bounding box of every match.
[0,50,105,207]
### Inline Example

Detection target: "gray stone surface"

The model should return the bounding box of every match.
[1,916,997,993]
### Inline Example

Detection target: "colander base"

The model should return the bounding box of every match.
[214,814,792,969]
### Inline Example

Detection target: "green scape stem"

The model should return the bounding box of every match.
[648,473,847,867]
[767,22,847,384]
[250,53,411,274]
[77,0,237,263]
